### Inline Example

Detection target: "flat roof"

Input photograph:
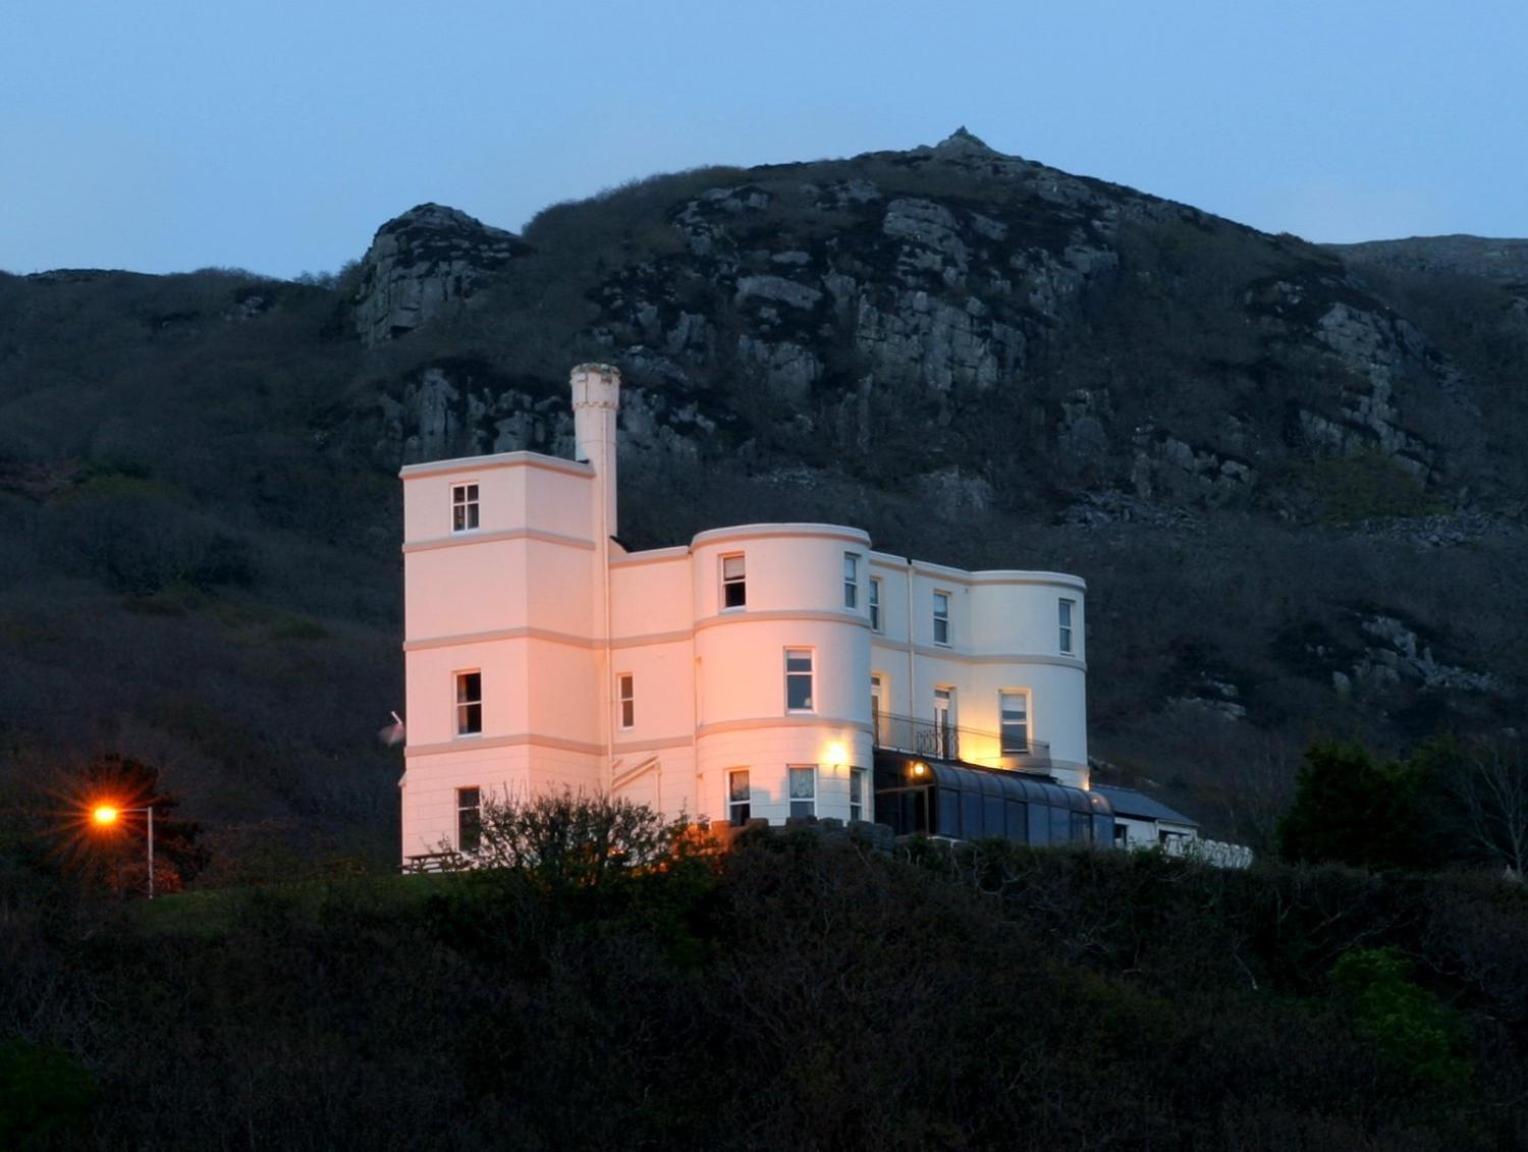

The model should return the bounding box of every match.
[399,450,593,481]
[690,522,872,548]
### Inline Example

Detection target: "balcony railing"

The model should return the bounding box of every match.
[872,711,1051,771]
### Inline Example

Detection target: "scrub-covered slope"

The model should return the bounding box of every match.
[3,130,1526,861]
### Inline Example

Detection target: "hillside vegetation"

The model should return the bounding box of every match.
[4,815,1527,1150]
[3,131,1528,863]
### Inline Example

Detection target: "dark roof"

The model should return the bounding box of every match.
[1091,786,1198,827]
[875,751,1106,814]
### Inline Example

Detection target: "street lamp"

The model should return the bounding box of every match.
[91,803,156,899]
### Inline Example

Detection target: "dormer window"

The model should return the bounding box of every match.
[452,483,479,532]
[721,553,746,609]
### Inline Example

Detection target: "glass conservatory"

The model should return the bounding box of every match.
[873,754,1113,846]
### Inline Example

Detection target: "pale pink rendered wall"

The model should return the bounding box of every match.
[400,744,600,858]
[403,640,530,748]
[607,554,699,818]
[401,453,605,857]
[609,549,693,637]
[399,417,1093,856]
[401,452,593,541]
[689,526,875,825]
[865,553,1089,787]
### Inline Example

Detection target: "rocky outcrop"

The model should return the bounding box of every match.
[1349,614,1500,694]
[351,133,1507,547]
[353,204,528,347]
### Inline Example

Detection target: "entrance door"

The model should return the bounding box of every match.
[933,688,955,759]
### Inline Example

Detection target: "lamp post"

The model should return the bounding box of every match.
[92,803,156,899]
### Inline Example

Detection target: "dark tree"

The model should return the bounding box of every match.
[1278,741,1432,870]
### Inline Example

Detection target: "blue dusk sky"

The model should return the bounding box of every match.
[2,0,1525,279]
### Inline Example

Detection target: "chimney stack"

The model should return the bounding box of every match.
[570,363,621,539]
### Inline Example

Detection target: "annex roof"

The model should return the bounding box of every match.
[1090,785,1198,827]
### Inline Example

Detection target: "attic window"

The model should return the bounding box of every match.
[452,484,479,532]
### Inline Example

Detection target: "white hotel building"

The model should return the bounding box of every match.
[400,364,1108,862]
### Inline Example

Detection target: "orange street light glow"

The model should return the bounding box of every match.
[92,805,121,826]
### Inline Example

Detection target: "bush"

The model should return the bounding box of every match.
[0,1040,95,1148]
[1332,947,1471,1093]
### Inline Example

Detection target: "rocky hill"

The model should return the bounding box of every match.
[2,130,1526,865]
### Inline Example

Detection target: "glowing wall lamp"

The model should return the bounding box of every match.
[91,802,156,900]
[824,741,848,769]
[910,761,929,780]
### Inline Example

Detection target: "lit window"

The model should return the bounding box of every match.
[452,483,479,532]
[721,553,746,609]
[868,576,882,632]
[932,591,951,646]
[1000,691,1029,754]
[843,553,860,610]
[455,671,482,736]
[618,673,634,730]
[850,767,866,822]
[1059,598,1075,654]
[785,649,814,712]
[457,787,481,853]
[933,687,955,759]
[728,769,751,826]
[789,765,816,819]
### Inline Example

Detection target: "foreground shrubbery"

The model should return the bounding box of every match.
[3,800,1528,1150]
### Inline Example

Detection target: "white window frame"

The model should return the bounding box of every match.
[849,767,867,823]
[728,768,751,826]
[785,648,815,713]
[618,673,635,730]
[1059,598,1075,655]
[454,670,482,736]
[843,552,860,610]
[788,764,817,819]
[721,553,746,610]
[868,576,882,632]
[457,786,482,854]
[451,482,479,533]
[932,590,952,646]
[1000,690,1030,754]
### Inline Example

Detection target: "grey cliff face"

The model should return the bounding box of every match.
[353,203,528,347]
[364,132,1495,530]
[330,132,1528,769]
